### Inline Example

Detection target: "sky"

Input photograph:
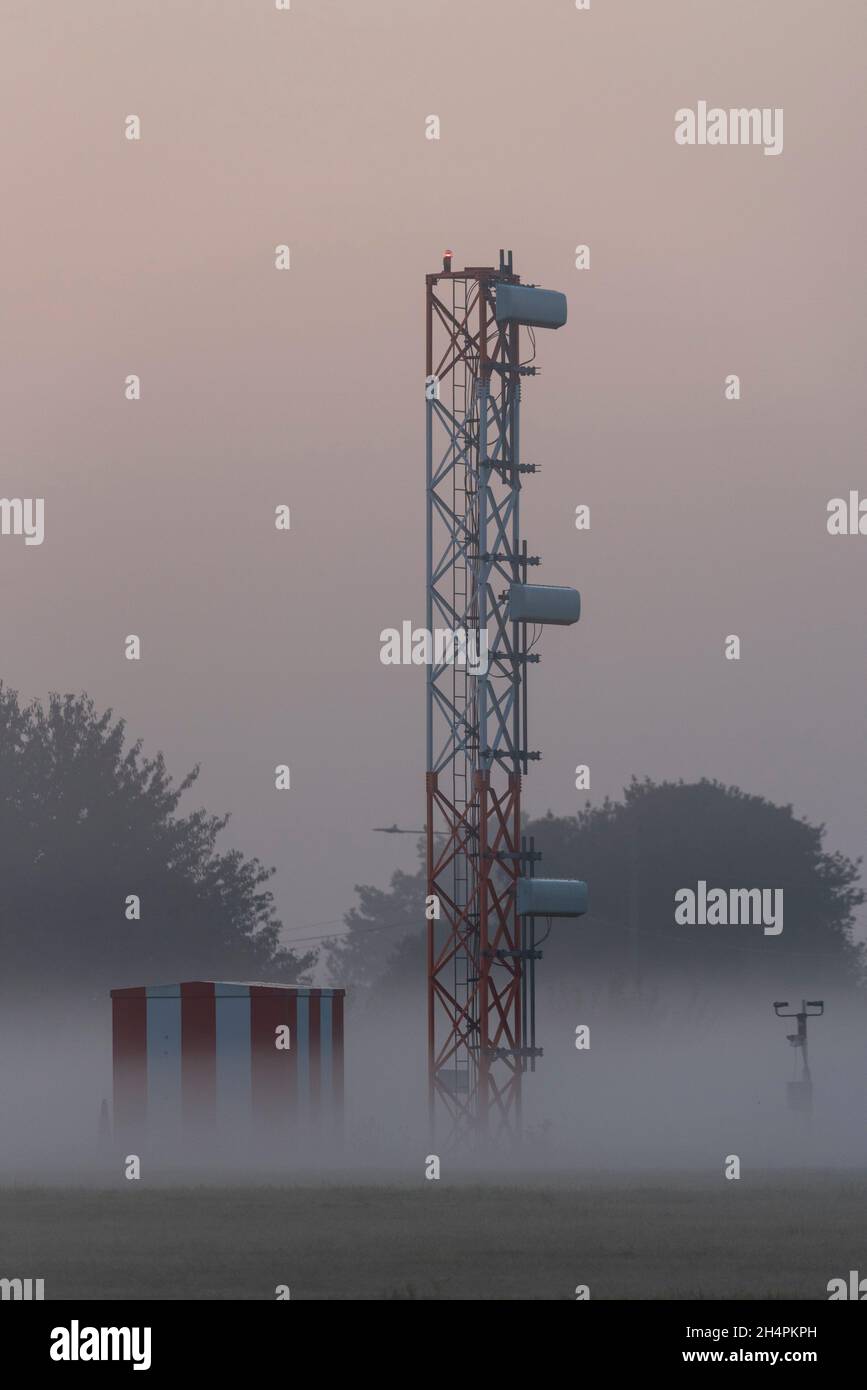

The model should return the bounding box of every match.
[1,0,865,963]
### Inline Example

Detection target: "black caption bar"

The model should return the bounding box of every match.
[4,1299,862,1374]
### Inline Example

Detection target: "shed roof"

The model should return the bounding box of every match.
[111,980,345,998]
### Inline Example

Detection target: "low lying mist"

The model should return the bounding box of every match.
[1,981,865,1183]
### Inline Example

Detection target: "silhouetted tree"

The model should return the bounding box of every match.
[330,779,865,1002]
[326,862,424,991]
[537,778,864,999]
[0,686,313,999]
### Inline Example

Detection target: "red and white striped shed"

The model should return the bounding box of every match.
[111,981,345,1138]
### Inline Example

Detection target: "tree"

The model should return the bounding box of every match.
[329,779,865,1002]
[326,861,425,992]
[535,778,865,999]
[0,686,313,999]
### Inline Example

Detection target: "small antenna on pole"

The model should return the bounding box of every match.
[773,999,824,1114]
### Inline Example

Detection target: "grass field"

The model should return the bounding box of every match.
[2,1170,864,1300]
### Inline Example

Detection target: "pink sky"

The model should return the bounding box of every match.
[1,0,864,953]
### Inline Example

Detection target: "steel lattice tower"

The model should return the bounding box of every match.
[425,250,585,1145]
